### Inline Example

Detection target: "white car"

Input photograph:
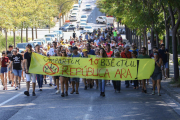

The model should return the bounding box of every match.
[71,11,79,17]
[80,15,88,23]
[80,19,87,23]
[83,26,93,34]
[79,22,87,30]
[85,4,92,10]
[45,37,53,44]
[70,15,78,21]
[96,16,106,24]
[73,4,79,8]
[72,7,79,12]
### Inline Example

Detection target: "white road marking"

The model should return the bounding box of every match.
[0,93,22,107]
[83,114,90,120]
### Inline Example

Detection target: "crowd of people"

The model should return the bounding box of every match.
[0,27,169,97]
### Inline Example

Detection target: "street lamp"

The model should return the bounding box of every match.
[59,0,75,28]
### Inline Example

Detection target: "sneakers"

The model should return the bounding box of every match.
[19,84,21,89]
[90,84,93,88]
[56,90,60,94]
[132,83,134,86]
[158,93,161,96]
[101,92,105,97]
[32,92,36,96]
[65,92,68,96]
[24,91,30,96]
[15,87,18,90]
[44,79,47,84]
[152,91,155,95]
[61,93,65,97]
[49,83,52,86]
[39,88,42,91]
[9,81,12,84]
[54,86,57,89]
[84,86,87,90]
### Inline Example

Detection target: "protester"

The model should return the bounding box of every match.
[132,51,138,89]
[35,44,44,91]
[60,49,69,97]
[99,48,107,97]
[24,44,36,96]
[6,45,13,85]
[158,44,169,79]
[113,29,117,37]
[137,47,150,93]
[82,49,88,90]
[0,51,9,90]
[121,45,132,88]
[129,43,138,54]
[69,46,81,94]
[73,31,76,39]
[112,51,121,93]
[151,51,162,96]
[9,49,23,90]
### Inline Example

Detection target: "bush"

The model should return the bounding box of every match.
[0,34,26,52]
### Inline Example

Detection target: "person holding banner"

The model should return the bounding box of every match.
[137,47,150,93]
[24,44,36,96]
[99,48,107,97]
[151,51,162,96]
[121,45,132,88]
[82,49,88,90]
[60,49,69,97]
[69,46,81,94]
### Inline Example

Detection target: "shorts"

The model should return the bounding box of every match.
[26,73,36,83]
[13,69,22,77]
[71,78,80,82]
[162,62,169,69]
[1,67,7,73]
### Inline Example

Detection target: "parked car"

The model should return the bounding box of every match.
[73,4,79,8]
[53,30,63,40]
[60,24,76,32]
[80,19,87,23]
[80,15,88,23]
[70,15,78,22]
[85,4,92,10]
[44,33,58,41]
[45,37,53,44]
[72,7,80,12]
[96,16,106,24]
[59,23,71,30]
[33,38,46,44]
[83,26,93,34]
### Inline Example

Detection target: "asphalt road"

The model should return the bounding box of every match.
[1,0,180,120]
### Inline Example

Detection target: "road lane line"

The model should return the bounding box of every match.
[0,93,23,107]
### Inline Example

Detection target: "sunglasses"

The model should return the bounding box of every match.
[62,52,66,53]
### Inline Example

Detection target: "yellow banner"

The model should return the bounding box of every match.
[29,53,155,80]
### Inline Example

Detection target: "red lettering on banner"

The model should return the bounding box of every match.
[99,68,104,77]
[126,69,132,78]
[82,66,87,76]
[62,66,69,75]
[104,69,110,78]
[70,68,76,76]
[87,67,93,76]
[94,58,100,65]
[89,58,93,65]
[114,69,121,78]
[76,67,82,75]
[121,68,126,78]
[93,68,98,76]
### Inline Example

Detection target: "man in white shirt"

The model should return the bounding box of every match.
[148,40,151,55]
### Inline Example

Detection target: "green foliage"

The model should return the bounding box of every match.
[0,34,26,52]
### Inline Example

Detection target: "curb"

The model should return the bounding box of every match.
[161,83,180,104]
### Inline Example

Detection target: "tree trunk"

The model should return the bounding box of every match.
[130,30,132,44]
[13,30,15,48]
[151,26,154,49]
[172,29,179,80]
[139,36,141,50]
[26,28,28,42]
[156,32,159,48]
[136,35,138,48]
[0,27,2,33]
[117,22,119,30]
[5,29,7,51]
[36,27,38,39]
[177,33,180,45]
[165,27,170,50]
[32,27,34,40]
[21,28,23,43]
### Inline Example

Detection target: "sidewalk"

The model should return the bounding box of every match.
[161,62,180,104]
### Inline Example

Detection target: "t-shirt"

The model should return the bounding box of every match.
[69,53,81,57]
[113,31,117,37]
[82,49,95,57]
[158,49,169,63]
[70,41,74,45]
[85,34,88,40]
[137,54,150,58]
[106,51,113,58]
[94,39,100,45]
[11,54,23,70]
[6,50,12,61]
[24,52,32,71]
[49,48,55,56]
[1,57,9,67]
[129,49,139,55]
[121,51,132,58]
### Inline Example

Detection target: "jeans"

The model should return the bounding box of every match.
[36,74,43,88]
[99,79,105,92]
[112,81,121,91]
[125,81,129,87]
